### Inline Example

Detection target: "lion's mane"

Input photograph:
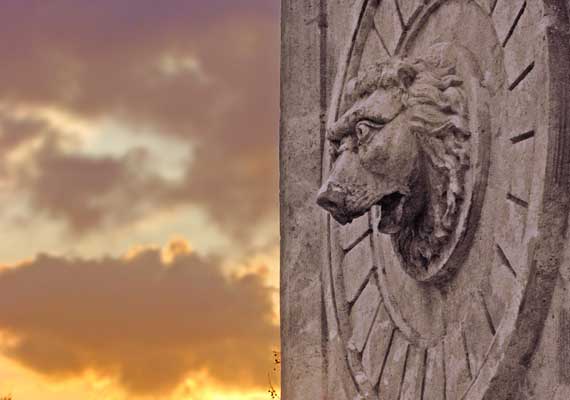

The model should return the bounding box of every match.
[349,52,471,270]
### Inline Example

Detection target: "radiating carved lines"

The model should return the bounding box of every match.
[395,0,424,30]
[444,329,473,399]
[327,216,361,395]
[349,281,382,353]
[397,344,411,399]
[479,291,497,335]
[362,300,383,352]
[377,331,410,398]
[372,0,424,59]
[344,227,373,253]
[462,328,474,380]
[463,295,497,384]
[351,290,383,353]
[399,346,426,400]
[394,0,406,31]
[372,21,392,57]
[328,217,376,399]
[506,192,529,209]
[559,309,570,383]
[496,243,518,277]
[441,343,448,400]
[340,223,393,397]
[510,130,535,144]
[422,342,447,400]
[502,1,526,47]
[370,0,420,58]
[362,305,397,390]
[348,268,377,307]
[342,224,375,304]
[377,328,397,389]
[552,76,569,186]
[347,347,376,399]
[509,61,535,91]
[420,349,428,400]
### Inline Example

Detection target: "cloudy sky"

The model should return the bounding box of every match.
[0,1,280,399]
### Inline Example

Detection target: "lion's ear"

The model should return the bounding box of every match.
[397,63,417,89]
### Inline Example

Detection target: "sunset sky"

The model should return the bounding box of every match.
[0,1,280,399]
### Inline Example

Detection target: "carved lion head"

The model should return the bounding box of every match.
[317,51,471,270]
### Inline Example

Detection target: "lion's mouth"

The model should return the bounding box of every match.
[376,192,406,233]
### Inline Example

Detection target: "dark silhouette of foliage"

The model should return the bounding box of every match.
[268,350,281,399]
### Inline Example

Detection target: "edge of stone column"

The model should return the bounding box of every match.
[280,0,328,398]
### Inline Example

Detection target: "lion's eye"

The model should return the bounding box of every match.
[356,121,384,145]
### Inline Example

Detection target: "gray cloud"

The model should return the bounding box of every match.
[0,1,280,240]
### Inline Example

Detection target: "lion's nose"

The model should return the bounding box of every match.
[317,183,350,224]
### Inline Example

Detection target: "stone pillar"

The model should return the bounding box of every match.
[280,1,570,399]
[280,1,327,399]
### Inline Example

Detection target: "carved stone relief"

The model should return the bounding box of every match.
[317,43,482,282]
[314,1,570,399]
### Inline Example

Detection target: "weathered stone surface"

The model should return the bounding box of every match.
[377,330,409,399]
[342,235,374,303]
[400,345,426,400]
[349,280,380,352]
[281,0,570,399]
[280,1,326,398]
[464,295,496,372]
[492,0,526,46]
[444,328,472,399]
[396,0,424,28]
[424,342,446,400]
[374,0,402,56]
[336,214,370,251]
[554,385,570,400]
[474,0,497,15]
[361,305,393,386]
[359,30,390,70]
[501,1,538,88]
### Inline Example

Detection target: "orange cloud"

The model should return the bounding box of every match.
[161,237,193,264]
[0,241,279,396]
